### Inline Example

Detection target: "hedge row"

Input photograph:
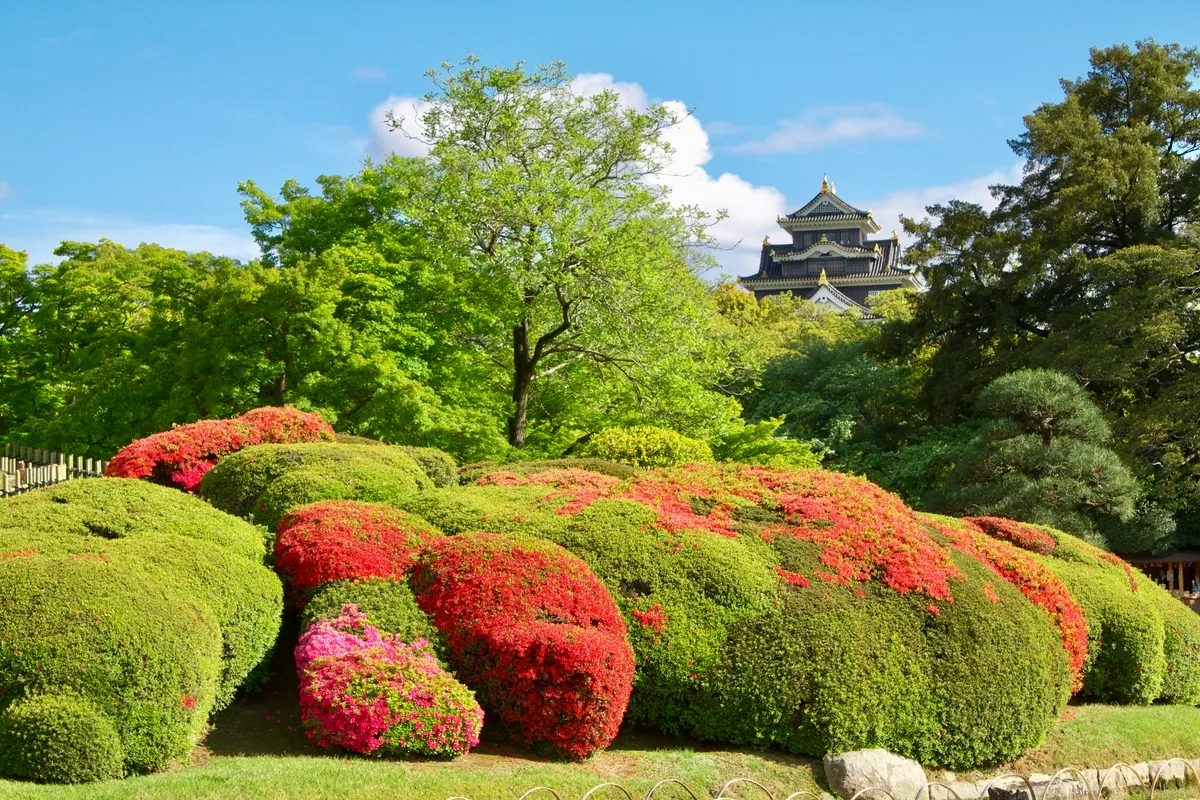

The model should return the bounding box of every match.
[388,464,1072,768]
[965,516,1200,706]
[0,479,282,782]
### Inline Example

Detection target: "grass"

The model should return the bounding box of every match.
[6,632,1200,799]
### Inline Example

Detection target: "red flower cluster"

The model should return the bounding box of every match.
[932,516,1089,691]
[275,501,443,605]
[105,406,334,492]
[410,533,635,760]
[965,516,1058,555]
[630,604,668,633]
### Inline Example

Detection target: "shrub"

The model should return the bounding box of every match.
[105,406,334,492]
[457,458,639,484]
[401,447,459,488]
[275,501,443,604]
[0,479,281,708]
[302,578,445,662]
[967,516,1167,704]
[295,605,482,758]
[924,514,1088,692]
[1142,575,1200,705]
[411,533,635,760]
[581,426,713,468]
[0,693,125,784]
[397,465,1071,768]
[200,443,431,529]
[0,479,283,781]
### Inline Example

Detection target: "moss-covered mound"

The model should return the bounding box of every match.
[200,443,433,530]
[389,464,1073,768]
[967,516,1200,705]
[0,479,283,782]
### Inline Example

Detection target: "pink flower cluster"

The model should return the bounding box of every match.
[295,604,483,757]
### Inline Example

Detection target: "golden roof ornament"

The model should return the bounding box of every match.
[819,233,829,243]
[830,181,837,195]
[873,243,881,253]
[762,235,770,246]
[891,229,899,240]
[821,174,830,193]
[818,267,828,286]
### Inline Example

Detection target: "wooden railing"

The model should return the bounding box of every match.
[0,444,108,496]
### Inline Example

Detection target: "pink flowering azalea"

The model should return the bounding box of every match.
[295,605,483,758]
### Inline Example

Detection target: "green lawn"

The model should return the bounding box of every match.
[7,661,1200,800]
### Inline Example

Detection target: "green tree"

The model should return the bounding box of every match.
[392,57,730,449]
[934,370,1146,547]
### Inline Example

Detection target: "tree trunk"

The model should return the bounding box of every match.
[508,319,533,448]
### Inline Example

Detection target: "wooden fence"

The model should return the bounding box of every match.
[0,444,108,497]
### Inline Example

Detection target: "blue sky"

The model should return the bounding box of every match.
[2,0,1197,275]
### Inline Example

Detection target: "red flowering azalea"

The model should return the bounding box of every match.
[105,406,334,492]
[275,501,443,605]
[932,516,1089,692]
[965,516,1058,555]
[411,533,635,760]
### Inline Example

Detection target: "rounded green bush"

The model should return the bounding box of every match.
[580,426,713,468]
[392,466,1071,768]
[302,578,446,662]
[0,479,283,781]
[1028,532,1167,704]
[458,458,639,484]
[0,693,125,784]
[1138,573,1200,705]
[200,443,431,529]
[0,479,282,709]
[401,447,458,488]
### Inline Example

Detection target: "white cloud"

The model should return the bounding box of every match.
[0,181,15,204]
[862,163,1024,245]
[731,104,923,155]
[0,209,259,266]
[370,95,434,157]
[352,66,386,82]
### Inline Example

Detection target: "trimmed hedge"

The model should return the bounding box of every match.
[295,605,482,758]
[302,578,445,663]
[458,458,639,484]
[967,516,1174,705]
[401,447,458,488]
[411,533,635,760]
[200,443,431,530]
[0,693,125,784]
[106,406,334,492]
[0,479,283,782]
[394,465,1073,768]
[580,426,713,468]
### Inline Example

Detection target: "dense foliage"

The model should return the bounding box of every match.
[398,464,1073,768]
[0,479,282,782]
[200,442,432,529]
[295,605,482,757]
[581,426,714,468]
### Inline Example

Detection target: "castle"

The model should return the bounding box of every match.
[738,177,924,314]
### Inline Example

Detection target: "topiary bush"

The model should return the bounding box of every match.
[393,465,1073,768]
[411,533,636,760]
[295,605,482,758]
[302,578,445,663]
[580,426,713,468]
[0,693,125,784]
[966,516,1169,704]
[274,500,443,607]
[401,447,458,488]
[105,406,334,492]
[457,458,639,484]
[200,443,431,530]
[0,479,283,782]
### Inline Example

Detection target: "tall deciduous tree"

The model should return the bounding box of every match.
[392,58,727,448]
